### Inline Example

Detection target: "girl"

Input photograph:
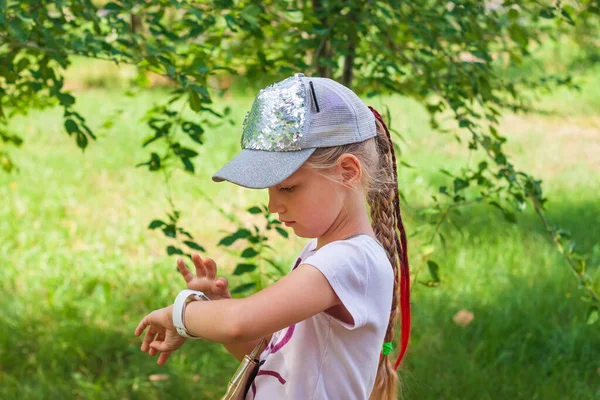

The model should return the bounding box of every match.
[134,73,410,399]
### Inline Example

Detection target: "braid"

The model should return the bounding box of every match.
[304,107,411,399]
[367,107,411,400]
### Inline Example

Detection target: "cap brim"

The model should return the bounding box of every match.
[212,148,316,189]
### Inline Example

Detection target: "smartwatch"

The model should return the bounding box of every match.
[172,289,210,339]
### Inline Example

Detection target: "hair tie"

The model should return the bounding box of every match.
[382,342,393,356]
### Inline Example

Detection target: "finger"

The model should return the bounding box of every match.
[216,277,229,288]
[157,352,172,366]
[215,277,231,297]
[177,258,194,283]
[192,253,207,278]
[134,316,150,336]
[204,257,217,280]
[150,340,170,353]
[149,332,165,356]
[141,326,158,352]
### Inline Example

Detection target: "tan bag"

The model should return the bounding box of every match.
[221,337,268,400]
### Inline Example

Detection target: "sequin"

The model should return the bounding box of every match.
[241,74,306,152]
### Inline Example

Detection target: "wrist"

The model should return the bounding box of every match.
[172,289,210,339]
[165,305,174,328]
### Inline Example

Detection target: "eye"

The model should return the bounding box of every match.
[279,186,295,192]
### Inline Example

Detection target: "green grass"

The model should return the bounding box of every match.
[1,64,599,399]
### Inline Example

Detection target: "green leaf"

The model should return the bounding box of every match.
[509,23,528,48]
[458,119,472,128]
[453,178,469,192]
[76,132,88,149]
[439,169,454,178]
[184,241,205,251]
[572,257,586,274]
[58,93,75,107]
[177,147,198,158]
[233,263,257,275]
[275,227,288,238]
[218,235,237,246]
[148,220,166,229]
[540,7,556,19]
[191,84,211,103]
[241,247,259,258]
[162,224,176,238]
[489,201,517,223]
[240,4,261,27]
[167,245,184,255]
[181,157,195,174]
[231,282,256,294]
[234,228,252,239]
[560,9,575,26]
[438,232,446,249]
[225,14,238,32]
[64,119,79,135]
[427,260,440,282]
[103,2,122,12]
[586,307,598,325]
[8,20,27,41]
[189,89,201,112]
[247,206,262,214]
[149,153,161,171]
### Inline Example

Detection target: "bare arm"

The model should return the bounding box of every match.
[135,263,341,365]
[183,264,341,343]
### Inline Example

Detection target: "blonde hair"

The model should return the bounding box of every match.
[305,115,410,400]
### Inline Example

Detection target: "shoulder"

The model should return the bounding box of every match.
[304,235,392,280]
[307,235,389,263]
[300,235,393,329]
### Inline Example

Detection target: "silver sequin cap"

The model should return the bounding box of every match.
[241,73,307,152]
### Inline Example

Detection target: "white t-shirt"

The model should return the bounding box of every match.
[246,234,394,400]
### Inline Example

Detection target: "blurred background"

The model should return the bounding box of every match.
[0,1,599,399]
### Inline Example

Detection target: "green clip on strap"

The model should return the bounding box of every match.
[382,342,393,356]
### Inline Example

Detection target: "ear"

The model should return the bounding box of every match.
[337,154,361,188]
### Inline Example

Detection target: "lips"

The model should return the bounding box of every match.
[280,220,295,226]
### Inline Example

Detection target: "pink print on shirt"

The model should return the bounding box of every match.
[249,257,302,399]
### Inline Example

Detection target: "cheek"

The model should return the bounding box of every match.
[298,191,342,230]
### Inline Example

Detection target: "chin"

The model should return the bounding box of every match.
[293,227,321,240]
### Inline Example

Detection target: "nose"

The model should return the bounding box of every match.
[267,187,286,214]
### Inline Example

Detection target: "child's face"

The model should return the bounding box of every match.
[267,164,346,239]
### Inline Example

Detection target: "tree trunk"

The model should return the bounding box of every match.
[312,0,331,78]
[342,2,360,88]
[131,14,142,34]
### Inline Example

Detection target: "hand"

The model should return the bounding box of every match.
[134,305,186,366]
[177,253,232,301]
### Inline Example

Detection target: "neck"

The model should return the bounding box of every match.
[315,193,374,252]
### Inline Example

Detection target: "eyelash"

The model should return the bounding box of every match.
[279,186,295,192]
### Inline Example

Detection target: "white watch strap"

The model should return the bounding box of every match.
[172,289,210,338]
